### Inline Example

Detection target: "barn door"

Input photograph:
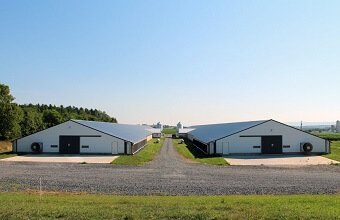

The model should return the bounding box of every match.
[261,136,282,154]
[59,136,80,154]
[222,142,229,155]
[111,142,118,155]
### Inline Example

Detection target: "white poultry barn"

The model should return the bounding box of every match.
[13,120,153,155]
[186,119,330,155]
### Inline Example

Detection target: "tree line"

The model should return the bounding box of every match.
[0,83,117,140]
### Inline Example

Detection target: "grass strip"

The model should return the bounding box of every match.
[112,138,164,165]
[0,192,339,220]
[173,139,227,165]
[324,141,340,162]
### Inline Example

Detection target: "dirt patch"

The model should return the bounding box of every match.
[0,141,12,152]
[224,155,340,166]
[1,154,118,164]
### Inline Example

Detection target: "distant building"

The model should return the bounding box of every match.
[331,125,336,132]
[178,128,195,139]
[145,127,162,138]
[336,121,340,133]
[154,122,163,130]
[177,122,183,130]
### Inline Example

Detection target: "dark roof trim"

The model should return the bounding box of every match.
[70,120,129,143]
[193,138,208,145]
[213,120,271,142]
[213,119,327,142]
[270,119,327,141]
[14,120,138,144]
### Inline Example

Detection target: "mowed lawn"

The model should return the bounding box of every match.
[173,139,227,165]
[162,127,177,135]
[0,140,16,159]
[0,192,339,220]
[313,132,340,141]
[324,141,340,162]
[313,133,340,162]
[112,138,164,165]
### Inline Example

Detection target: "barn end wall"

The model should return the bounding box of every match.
[16,121,125,154]
[146,135,153,141]
[216,120,328,154]
[152,133,162,138]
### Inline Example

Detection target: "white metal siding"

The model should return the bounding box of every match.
[16,121,124,154]
[152,133,162,138]
[80,136,125,154]
[126,142,132,154]
[209,142,214,155]
[217,136,261,154]
[216,120,327,154]
[146,135,153,141]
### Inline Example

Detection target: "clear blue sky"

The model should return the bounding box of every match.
[1,0,339,125]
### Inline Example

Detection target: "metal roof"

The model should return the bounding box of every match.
[72,120,152,143]
[178,128,195,134]
[144,127,162,134]
[188,120,269,143]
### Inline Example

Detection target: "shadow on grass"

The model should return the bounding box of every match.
[0,151,17,159]
[182,139,220,159]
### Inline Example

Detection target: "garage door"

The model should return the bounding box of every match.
[59,136,80,154]
[261,136,282,154]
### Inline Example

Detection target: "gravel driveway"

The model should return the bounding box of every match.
[0,138,339,195]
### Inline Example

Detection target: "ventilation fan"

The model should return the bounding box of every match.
[31,142,43,154]
[300,142,313,154]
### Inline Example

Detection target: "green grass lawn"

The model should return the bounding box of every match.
[111,138,164,165]
[162,127,177,135]
[173,139,227,165]
[0,192,339,220]
[312,132,340,141]
[324,141,340,162]
[0,152,17,159]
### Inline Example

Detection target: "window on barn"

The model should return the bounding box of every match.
[193,139,208,153]
[131,139,147,154]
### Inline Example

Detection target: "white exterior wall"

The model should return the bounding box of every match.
[80,136,125,154]
[209,142,214,154]
[16,121,125,154]
[216,120,328,154]
[146,135,153,141]
[152,133,161,138]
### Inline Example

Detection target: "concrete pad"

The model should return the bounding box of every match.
[0,154,119,164]
[224,155,339,166]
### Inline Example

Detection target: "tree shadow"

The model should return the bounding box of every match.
[0,151,17,159]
